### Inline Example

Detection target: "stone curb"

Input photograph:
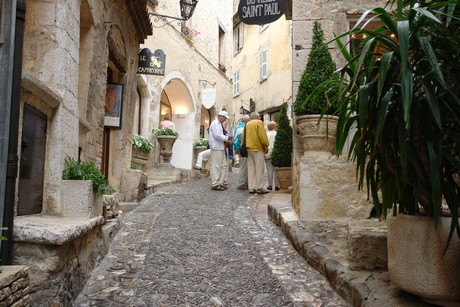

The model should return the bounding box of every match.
[267,201,427,307]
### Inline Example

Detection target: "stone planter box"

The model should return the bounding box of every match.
[132,147,150,160]
[387,214,460,304]
[61,180,102,218]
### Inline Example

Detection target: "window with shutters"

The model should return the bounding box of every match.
[233,70,240,97]
[260,50,268,81]
[233,23,243,54]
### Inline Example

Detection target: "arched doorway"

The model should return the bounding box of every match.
[160,76,195,169]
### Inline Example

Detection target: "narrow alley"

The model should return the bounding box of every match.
[73,172,348,306]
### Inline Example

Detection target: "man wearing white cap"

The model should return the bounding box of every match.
[208,110,232,191]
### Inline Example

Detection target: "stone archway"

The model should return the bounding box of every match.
[160,73,195,169]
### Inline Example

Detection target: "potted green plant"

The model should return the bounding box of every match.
[132,134,154,160]
[62,157,115,195]
[62,157,116,218]
[294,21,339,155]
[271,103,293,190]
[333,0,460,303]
[153,128,179,163]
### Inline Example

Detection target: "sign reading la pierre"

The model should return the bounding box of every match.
[238,0,285,25]
[137,48,166,76]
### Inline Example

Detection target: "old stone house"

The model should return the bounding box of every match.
[138,0,233,174]
[231,0,293,126]
[2,0,234,304]
[6,0,152,304]
[290,0,387,220]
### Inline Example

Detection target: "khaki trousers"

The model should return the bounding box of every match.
[247,151,265,190]
[210,149,226,187]
[237,155,248,186]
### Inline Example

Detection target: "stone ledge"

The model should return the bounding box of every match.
[13,215,104,245]
[348,220,387,271]
[268,201,427,306]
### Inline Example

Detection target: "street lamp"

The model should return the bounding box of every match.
[149,0,198,21]
[180,0,198,20]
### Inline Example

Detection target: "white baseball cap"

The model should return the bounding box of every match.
[218,110,230,119]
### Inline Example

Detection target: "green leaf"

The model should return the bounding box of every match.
[397,20,413,128]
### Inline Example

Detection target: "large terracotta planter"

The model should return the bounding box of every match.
[155,135,177,163]
[274,167,292,191]
[296,115,338,155]
[387,214,460,304]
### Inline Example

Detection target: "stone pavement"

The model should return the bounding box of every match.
[266,195,434,307]
[73,172,348,306]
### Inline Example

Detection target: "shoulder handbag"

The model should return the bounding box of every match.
[240,125,248,157]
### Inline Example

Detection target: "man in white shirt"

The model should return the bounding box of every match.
[208,110,231,191]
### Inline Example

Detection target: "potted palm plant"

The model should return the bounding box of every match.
[333,0,460,303]
[294,21,339,155]
[271,103,293,190]
[153,127,179,163]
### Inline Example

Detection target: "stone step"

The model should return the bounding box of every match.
[118,202,138,213]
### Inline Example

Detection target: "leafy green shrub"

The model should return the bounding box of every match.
[193,138,208,147]
[132,134,154,152]
[294,21,338,116]
[62,157,115,195]
[153,127,179,138]
[271,103,292,167]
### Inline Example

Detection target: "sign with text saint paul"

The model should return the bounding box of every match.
[238,0,286,25]
[137,48,166,76]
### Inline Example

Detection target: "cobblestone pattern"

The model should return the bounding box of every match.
[74,173,347,306]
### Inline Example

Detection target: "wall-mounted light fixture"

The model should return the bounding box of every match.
[239,98,255,115]
[176,107,187,118]
[198,79,216,88]
[149,0,199,23]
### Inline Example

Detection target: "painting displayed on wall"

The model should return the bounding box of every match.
[104,84,123,128]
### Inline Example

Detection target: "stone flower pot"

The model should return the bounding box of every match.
[296,115,338,155]
[274,167,292,191]
[132,147,150,160]
[387,214,460,305]
[155,135,177,164]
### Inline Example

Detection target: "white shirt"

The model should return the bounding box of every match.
[266,130,277,158]
[208,119,228,150]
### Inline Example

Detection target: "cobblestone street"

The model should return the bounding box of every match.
[74,172,348,306]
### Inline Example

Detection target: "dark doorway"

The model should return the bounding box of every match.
[17,104,47,215]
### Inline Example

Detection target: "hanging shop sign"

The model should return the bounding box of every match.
[201,88,216,109]
[237,0,285,25]
[137,48,166,76]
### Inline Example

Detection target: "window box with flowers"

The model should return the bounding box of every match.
[132,134,154,160]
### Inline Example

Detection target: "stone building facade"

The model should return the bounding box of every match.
[138,0,233,172]
[9,0,151,304]
[231,0,293,126]
[290,0,387,219]
[5,0,234,303]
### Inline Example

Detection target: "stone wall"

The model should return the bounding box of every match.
[294,153,372,221]
[13,215,121,305]
[0,266,30,307]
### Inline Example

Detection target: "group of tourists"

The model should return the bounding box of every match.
[207,110,280,194]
